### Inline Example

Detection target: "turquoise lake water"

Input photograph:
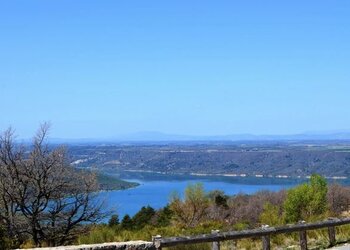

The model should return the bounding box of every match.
[99,172,309,218]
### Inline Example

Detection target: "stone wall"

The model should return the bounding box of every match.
[19,241,156,250]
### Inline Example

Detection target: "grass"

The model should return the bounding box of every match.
[76,224,350,250]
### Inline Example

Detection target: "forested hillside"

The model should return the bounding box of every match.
[69,142,350,177]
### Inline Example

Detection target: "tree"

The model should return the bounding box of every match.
[226,190,286,226]
[155,205,173,227]
[327,184,350,216]
[120,215,133,230]
[169,183,209,227]
[108,214,120,227]
[207,190,228,208]
[0,124,104,247]
[284,174,328,223]
[132,206,155,229]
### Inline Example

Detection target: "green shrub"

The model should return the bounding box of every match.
[284,174,328,223]
[260,202,284,226]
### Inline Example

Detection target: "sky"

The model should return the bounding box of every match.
[1,1,350,139]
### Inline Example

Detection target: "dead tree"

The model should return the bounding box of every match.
[0,124,104,247]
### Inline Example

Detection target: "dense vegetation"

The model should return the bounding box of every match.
[69,143,350,177]
[77,175,350,249]
[97,172,139,190]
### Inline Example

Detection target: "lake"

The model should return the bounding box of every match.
[98,172,310,218]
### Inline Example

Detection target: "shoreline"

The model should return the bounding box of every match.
[121,169,348,180]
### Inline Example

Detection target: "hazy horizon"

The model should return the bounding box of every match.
[1,1,350,138]
[12,129,350,143]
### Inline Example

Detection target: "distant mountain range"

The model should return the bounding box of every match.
[46,130,350,144]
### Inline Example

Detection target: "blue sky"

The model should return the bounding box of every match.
[1,1,350,138]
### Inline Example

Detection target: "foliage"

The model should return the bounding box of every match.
[132,206,156,229]
[226,190,286,226]
[78,221,223,245]
[170,183,210,227]
[97,173,139,191]
[260,202,284,226]
[232,222,249,231]
[3,164,349,249]
[108,214,120,227]
[77,221,350,250]
[155,205,173,227]
[207,190,228,208]
[76,179,350,250]
[284,174,328,223]
[120,215,133,230]
[118,206,157,230]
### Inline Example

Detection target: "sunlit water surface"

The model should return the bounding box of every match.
[98,172,316,218]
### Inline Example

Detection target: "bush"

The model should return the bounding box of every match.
[284,174,328,223]
[260,202,283,226]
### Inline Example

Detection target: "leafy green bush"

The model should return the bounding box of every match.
[260,202,284,226]
[284,174,328,223]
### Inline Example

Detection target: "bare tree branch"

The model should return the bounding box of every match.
[0,124,104,247]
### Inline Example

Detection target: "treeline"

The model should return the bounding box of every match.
[78,175,350,249]
[113,175,350,229]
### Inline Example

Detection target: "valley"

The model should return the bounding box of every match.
[68,141,350,178]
